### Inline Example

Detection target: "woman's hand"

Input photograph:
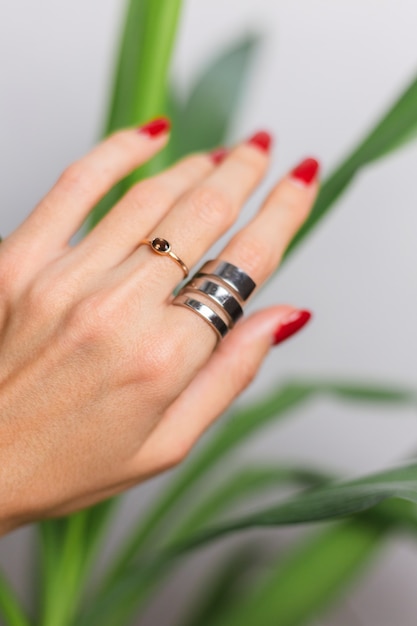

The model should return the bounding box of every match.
[0,118,318,533]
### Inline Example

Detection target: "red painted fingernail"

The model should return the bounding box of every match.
[290,158,320,185]
[210,147,228,165]
[247,130,273,153]
[138,117,171,138]
[272,310,312,346]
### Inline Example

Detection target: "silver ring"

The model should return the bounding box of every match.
[173,294,229,340]
[195,260,256,301]
[185,277,243,326]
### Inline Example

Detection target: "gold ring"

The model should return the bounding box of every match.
[140,237,189,278]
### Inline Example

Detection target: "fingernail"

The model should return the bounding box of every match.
[138,117,171,138]
[272,310,312,346]
[290,158,320,185]
[210,147,228,165]
[247,130,273,153]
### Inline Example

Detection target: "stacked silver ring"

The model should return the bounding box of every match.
[172,260,256,341]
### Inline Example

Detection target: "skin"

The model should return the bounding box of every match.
[0,126,318,535]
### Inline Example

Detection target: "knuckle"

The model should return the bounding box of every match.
[0,251,21,295]
[58,162,104,198]
[133,331,182,384]
[237,358,257,393]
[25,276,66,317]
[290,196,312,225]
[232,234,270,277]
[127,178,171,212]
[65,298,183,387]
[58,162,93,196]
[235,145,266,174]
[188,185,234,228]
[161,436,191,470]
[234,354,258,391]
[107,129,133,151]
[65,291,117,345]
[138,347,168,382]
[176,153,212,180]
[277,186,302,210]
[282,199,302,220]
[107,129,147,160]
[272,185,312,223]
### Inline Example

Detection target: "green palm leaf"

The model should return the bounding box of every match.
[87,0,182,228]
[180,546,263,626]
[169,465,330,544]
[169,35,259,159]
[102,382,313,589]
[285,70,417,258]
[108,381,414,579]
[173,462,417,553]
[206,520,387,626]
[88,473,417,626]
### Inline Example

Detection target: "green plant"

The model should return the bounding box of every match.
[1,1,417,625]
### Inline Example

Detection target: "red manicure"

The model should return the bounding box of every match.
[210,147,228,165]
[272,310,312,346]
[290,158,320,185]
[138,117,171,138]
[247,130,273,153]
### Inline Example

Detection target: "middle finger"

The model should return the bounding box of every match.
[118,131,272,300]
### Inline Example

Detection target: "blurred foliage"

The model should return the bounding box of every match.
[2,1,417,626]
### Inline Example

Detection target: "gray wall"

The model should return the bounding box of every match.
[1,1,417,624]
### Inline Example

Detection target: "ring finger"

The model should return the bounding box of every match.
[217,157,319,285]
[169,156,320,366]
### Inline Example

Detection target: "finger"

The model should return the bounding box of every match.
[118,131,272,297]
[132,305,312,478]
[3,118,170,265]
[217,157,320,286]
[68,152,216,273]
[164,157,320,373]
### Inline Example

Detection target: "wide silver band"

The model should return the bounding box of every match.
[185,277,243,326]
[173,294,229,340]
[195,260,256,301]
[173,259,256,342]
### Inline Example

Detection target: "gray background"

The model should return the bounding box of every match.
[1,1,417,624]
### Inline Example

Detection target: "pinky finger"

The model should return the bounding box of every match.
[133,305,312,477]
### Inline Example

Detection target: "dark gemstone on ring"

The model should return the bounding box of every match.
[152,237,170,253]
